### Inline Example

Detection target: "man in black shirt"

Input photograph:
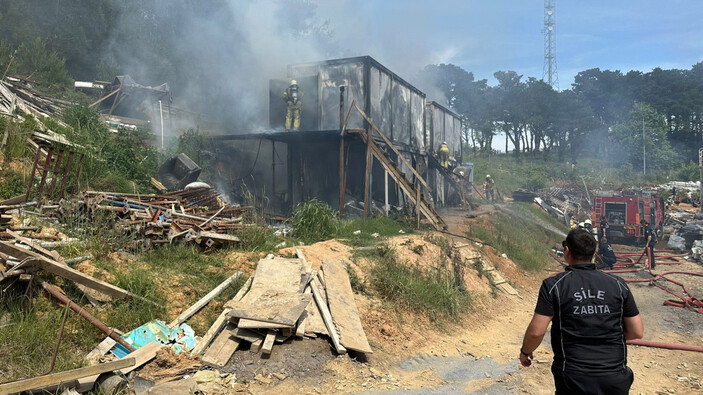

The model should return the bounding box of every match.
[642,219,657,270]
[596,237,617,270]
[519,229,644,395]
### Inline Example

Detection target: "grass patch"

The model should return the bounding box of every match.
[468,202,565,271]
[368,244,471,322]
[337,216,410,246]
[0,289,94,382]
[291,199,338,243]
[237,225,280,252]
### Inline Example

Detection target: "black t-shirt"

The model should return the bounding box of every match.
[644,225,657,245]
[535,264,639,374]
[598,243,617,265]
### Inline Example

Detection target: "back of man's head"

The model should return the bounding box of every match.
[565,228,597,261]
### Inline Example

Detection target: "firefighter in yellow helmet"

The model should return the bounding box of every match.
[283,79,303,131]
[484,174,495,202]
[437,141,450,169]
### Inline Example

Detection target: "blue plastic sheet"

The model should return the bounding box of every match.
[111,320,197,358]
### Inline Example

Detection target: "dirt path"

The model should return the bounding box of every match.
[244,206,703,395]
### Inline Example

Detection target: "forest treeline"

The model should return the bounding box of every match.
[420,63,703,174]
[0,1,701,176]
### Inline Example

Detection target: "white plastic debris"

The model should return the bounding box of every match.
[353,230,361,235]
[501,253,507,258]
[371,232,380,238]
[398,230,405,234]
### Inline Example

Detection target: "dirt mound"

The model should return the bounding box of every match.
[279,239,353,270]
[138,348,200,384]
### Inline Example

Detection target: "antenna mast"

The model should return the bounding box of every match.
[543,0,559,90]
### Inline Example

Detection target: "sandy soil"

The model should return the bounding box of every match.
[238,205,703,395]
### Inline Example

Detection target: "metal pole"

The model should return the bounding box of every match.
[643,114,646,177]
[159,100,164,150]
[698,148,703,212]
[384,169,389,215]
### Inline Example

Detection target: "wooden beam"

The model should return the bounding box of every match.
[353,102,431,192]
[89,87,120,108]
[0,242,132,300]
[0,358,135,394]
[310,278,346,354]
[261,329,276,356]
[168,271,241,328]
[24,147,41,201]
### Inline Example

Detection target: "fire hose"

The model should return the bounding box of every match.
[627,339,703,353]
[625,270,703,313]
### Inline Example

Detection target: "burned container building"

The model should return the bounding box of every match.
[210,56,465,223]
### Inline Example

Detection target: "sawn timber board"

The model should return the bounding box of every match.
[322,259,372,353]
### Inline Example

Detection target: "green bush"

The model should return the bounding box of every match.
[672,161,700,182]
[0,170,26,199]
[369,244,471,322]
[15,37,73,88]
[292,199,338,243]
[521,172,548,191]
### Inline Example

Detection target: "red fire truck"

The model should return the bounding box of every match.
[594,191,664,244]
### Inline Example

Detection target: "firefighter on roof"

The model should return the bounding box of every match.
[438,141,450,168]
[283,80,303,131]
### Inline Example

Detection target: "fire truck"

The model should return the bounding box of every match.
[593,190,665,244]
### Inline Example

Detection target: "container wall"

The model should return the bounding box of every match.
[289,61,366,130]
[391,83,411,146]
[369,66,393,138]
[411,92,425,151]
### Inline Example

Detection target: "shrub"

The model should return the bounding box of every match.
[672,161,699,182]
[0,170,26,199]
[291,199,338,242]
[237,225,280,252]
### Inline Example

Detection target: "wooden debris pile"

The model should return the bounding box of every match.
[194,250,372,367]
[32,186,249,250]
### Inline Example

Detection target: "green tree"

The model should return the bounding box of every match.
[610,103,675,174]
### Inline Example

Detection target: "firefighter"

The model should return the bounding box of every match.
[596,237,617,270]
[599,215,609,239]
[283,80,303,131]
[484,174,495,202]
[438,141,450,168]
[641,219,657,270]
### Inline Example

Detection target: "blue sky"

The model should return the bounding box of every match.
[316,0,703,89]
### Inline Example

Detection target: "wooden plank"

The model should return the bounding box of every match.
[228,259,306,326]
[0,242,131,299]
[227,293,311,326]
[295,310,307,338]
[168,271,242,327]
[236,319,293,329]
[232,327,265,343]
[261,329,276,356]
[7,229,62,262]
[250,337,263,353]
[322,259,372,354]
[201,323,240,368]
[192,308,229,356]
[0,358,135,395]
[310,278,346,354]
[192,276,252,356]
[296,248,311,272]
[120,342,164,375]
[302,286,327,335]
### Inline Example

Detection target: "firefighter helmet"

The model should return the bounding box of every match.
[290,79,297,85]
[486,174,491,179]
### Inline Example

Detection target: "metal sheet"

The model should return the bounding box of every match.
[392,83,411,146]
[432,107,444,152]
[319,63,365,130]
[410,91,424,150]
[370,66,392,139]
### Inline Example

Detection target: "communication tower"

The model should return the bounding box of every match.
[542,0,559,90]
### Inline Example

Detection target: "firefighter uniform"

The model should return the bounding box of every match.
[643,220,657,270]
[283,80,303,131]
[484,175,495,202]
[438,142,450,168]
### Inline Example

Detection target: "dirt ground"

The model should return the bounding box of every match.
[231,206,703,395]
